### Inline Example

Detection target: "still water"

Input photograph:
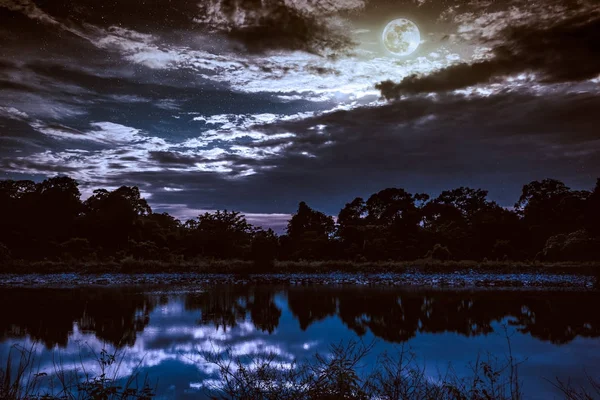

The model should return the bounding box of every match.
[1,285,600,399]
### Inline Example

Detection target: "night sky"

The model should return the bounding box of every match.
[1,0,599,230]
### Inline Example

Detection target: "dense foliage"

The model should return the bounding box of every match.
[1,176,599,264]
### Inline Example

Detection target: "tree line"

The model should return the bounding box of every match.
[1,176,599,264]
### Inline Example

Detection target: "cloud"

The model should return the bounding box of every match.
[149,151,205,167]
[194,0,366,55]
[31,122,145,144]
[1,0,456,107]
[152,203,291,231]
[378,10,600,98]
[0,0,63,26]
[2,0,365,56]
[0,106,29,120]
[2,0,599,219]
[3,121,171,183]
[236,90,600,209]
[10,90,597,216]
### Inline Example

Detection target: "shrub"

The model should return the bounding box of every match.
[251,230,279,272]
[202,338,525,400]
[426,244,452,261]
[493,240,515,261]
[542,230,600,261]
[59,238,93,260]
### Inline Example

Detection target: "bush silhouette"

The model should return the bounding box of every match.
[426,244,452,261]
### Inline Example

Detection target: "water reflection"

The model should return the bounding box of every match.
[1,285,599,398]
[289,288,600,344]
[2,286,600,347]
[0,288,160,348]
[185,286,281,334]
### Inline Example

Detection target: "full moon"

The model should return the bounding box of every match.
[382,18,420,56]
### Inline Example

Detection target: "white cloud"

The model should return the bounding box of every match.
[151,203,291,231]
[0,106,29,120]
[0,0,461,109]
[32,121,158,145]
[6,121,172,182]
[192,113,313,130]
[194,0,366,30]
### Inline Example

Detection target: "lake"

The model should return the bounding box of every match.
[1,284,600,399]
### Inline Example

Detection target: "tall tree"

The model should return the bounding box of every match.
[287,202,335,240]
[190,210,254,258]
[0,180,37,256]
[364,188,424,260]
[516,179,589,254]
[31,177,82,257]
[82,186,152,250]
[287,202,335,259]
[337,197,368,257]
[365,188,419,227]
[434,187,491,222]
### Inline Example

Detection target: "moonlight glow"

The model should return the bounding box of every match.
[382,18,421,56]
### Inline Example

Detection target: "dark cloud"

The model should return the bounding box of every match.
[223,16,355,56]
[22,0,200,30]
[195,0,364,55]
[305,65,341,76]
[43,123,85,136]
[0,116,59,157]
[0,57,325,142]
[378,11,600,99]
[149,151,205,166]
[236,91,600,211]
[0,159,79,174]
[376,61,503,98]
[4,0,363,56]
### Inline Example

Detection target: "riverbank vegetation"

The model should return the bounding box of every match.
[1,338,598,400]
[2,258,600,275]
[1,176,600,273]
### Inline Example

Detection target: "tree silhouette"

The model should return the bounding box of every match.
[82,186,152,251]
[285,287,600,344]
[0,288,156,348]
[1,175,599,264]
[435,187,491,222]
[185,210,254,258]
[586,178,600,236]
[184,286,282,333]
[337,197,369,259]
[516,179,590,255]
[251,228,279,268]
[286,201,335,259]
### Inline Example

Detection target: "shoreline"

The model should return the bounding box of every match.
[0,271,596,290]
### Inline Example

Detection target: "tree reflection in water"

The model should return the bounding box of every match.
[289,288,600,344]
[0,288,160,348]
[185,285,282,334]
[1,286,599,347]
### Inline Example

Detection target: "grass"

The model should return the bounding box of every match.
[0,344,155,400]
[1,331,599,399]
